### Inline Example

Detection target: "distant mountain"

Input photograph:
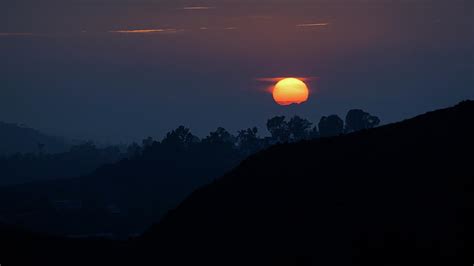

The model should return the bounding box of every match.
[0,122,68,155]
[139,101,474,265]
[0,137,243,237]
[0,142,125,185]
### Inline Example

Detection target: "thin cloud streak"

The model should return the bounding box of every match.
[108,29,179,34]
[0,32,35,37]
[257,77,318,82]
[296,23,330,27]
[182,6,216,10]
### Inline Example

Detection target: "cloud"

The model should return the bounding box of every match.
[257,77,318,82]
[181,6,216,10]
[256,77,319,93]
[0,32,35,37]
[296,23,330,27]
[256,77,283,82]
[108,29,179,34]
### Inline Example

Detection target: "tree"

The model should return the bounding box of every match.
[203,127,236,146]
[142,137,155,148]
[308,126,320,139]
[266,116,290,143]
[319,115,344,137]
[70,141,98,154]
[101,145,123,161]
[345,109,381,133]
[161,126,199,148]
[37,143,45,155]
[237,127,261,156]
[288,116,313,141]
[127,142,142,158]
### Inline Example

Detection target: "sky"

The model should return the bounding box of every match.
[0,0,473,143]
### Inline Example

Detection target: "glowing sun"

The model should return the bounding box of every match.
[272,78,309,106]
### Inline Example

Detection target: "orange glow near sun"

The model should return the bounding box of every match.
[272,78,309,106]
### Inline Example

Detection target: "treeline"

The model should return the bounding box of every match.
[0,109,379,186]
[0,109,379,236]
[127,109,380,158]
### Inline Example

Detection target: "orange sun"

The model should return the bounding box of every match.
[272,78,309,106]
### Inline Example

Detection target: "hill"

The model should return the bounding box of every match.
[0,137,243,237]
[0,111,379,235]
[0,222,127,266]
[139,101,474,265]
[0,101,472,266]
[0,121,68,155]
[0,142,124,185]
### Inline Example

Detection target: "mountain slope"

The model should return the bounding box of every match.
[0,222,127,266]
[141,101,474,265]
[0,101,472,266]
[0,139,242,237]
[0,121,68,155]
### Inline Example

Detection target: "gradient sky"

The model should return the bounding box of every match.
[1,0,473,142]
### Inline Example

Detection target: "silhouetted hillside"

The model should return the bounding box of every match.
[0,122,68,155]
[140,101,474,265]
[0,101,472,266]
[0,111,381,236]
[0,109,380,234]
[0,137,243,237]
[0,222,128,266]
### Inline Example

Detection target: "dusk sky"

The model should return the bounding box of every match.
[1,0,472,142]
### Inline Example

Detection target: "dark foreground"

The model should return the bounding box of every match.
[1,101,473,266]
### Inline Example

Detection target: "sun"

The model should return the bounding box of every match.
[272,78,309,106]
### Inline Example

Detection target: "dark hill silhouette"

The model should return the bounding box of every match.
[0,101,472,266]
[0,121,68,155]
[138,101,474,265]
[0,222,128,266]
[0,111,377,237]
[0,138,243,238]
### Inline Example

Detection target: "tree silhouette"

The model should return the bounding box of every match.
[127,142,142,158]
[69,141,98,154]
[266,116,290,143]
[309,126,320,139]
[37,143,45,155]
[161,126,199,148]
[345,109,380,133]
[319,115,344,137]
[237,127,261,156]
[288,116,313,141]
[203,127,236,146]
[142,137,154,148]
